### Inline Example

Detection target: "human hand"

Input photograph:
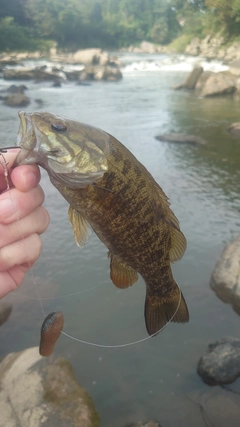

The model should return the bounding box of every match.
[0,150,50,298]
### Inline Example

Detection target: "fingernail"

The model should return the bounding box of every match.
[0,198,17,221]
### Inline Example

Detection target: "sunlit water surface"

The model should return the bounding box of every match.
[0,53,240,427]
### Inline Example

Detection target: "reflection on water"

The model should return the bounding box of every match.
[1,55,240,426]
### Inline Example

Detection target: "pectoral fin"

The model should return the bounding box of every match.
[68,206,91,247]
[109,253,138,288]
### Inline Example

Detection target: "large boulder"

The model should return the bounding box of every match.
[4,93,30,107]
[229,60,240,76]
[3,68,62,82]
[0,347,99,427]
[195,71,214,91]
[197,337,240,385]
[72,49,109,65]
[200,72,236,97]
[210,236,240,314]
[3,68,36,80]
[183,66,203,89]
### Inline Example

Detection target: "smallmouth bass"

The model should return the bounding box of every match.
[15,111,189,336]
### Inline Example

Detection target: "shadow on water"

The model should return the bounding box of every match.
[0,62,240,426]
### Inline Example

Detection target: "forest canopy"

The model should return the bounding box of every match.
[0,0,240,52]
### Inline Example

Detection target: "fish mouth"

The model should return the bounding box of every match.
[14,111,39,167]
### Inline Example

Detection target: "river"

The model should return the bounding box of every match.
[0,53,240,426]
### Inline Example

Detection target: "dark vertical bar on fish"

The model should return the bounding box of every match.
[39,311,64,356]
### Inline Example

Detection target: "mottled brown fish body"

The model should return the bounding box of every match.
[15,112,189,335]
[39,311,64,356]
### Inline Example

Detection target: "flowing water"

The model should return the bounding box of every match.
[0,53,240,426]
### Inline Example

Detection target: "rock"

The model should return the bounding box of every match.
[3,68,62,82]
[35,98,44,105]
[0,302,12,326]
[210,236,240,314]
[182,66,203,89]
[200,72,236,97]
[72,48,107,65]
[4,93,30,107]
[139,41,157,53]
[195,71,214,91]
[185,37,201,56]
[3,68,36,80]
[94,65,122,81]
[229,60,240,76]
[124,421,162,427]
[65,70,84,81]
[6,84,27,93]
[188,387,240,427]
[155,133,207,145]
[51,81,62,87]
[228,122,240,137]
[197,337,240,385]
[0,347,99,427]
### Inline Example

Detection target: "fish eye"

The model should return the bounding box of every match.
[51,122,67,132]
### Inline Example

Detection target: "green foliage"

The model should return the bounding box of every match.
[0,16,53,51]
[0,0,239,52]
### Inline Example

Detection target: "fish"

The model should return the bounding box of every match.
[14,111,189,336]
[39,311,64,356]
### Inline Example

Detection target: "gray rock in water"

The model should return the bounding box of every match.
[197,337,240,385]
[0,302,12,326]
[200,73,236,97]
[3,93,30,107]
[0,347,99,427]
[228,122,240,137]
[183,66,203,89]
[210,235,240,314]
[155,133,207,145]
[188,387,240,427]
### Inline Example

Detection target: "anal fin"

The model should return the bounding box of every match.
[109,253,138,288]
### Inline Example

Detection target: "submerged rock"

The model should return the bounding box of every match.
[0,347,99,427]
[197,337,240,385]
[4,93,30,107]
[228,122,240,137]
[210,236,240,314]
[188,387,240,427]
[155,133,207,145]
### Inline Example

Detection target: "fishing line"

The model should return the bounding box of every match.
[1,150,183,349]
[60,284,182,348]
[15,279,109,300]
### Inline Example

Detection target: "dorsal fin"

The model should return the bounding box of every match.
[68,206,91,247]
[109,253,138,288]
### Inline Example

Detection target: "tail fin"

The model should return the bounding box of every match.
[144,283,189,336]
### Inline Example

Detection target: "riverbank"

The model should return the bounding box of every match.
[1,34,240,66]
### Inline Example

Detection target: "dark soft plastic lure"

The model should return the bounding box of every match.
[39,311,64,356]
